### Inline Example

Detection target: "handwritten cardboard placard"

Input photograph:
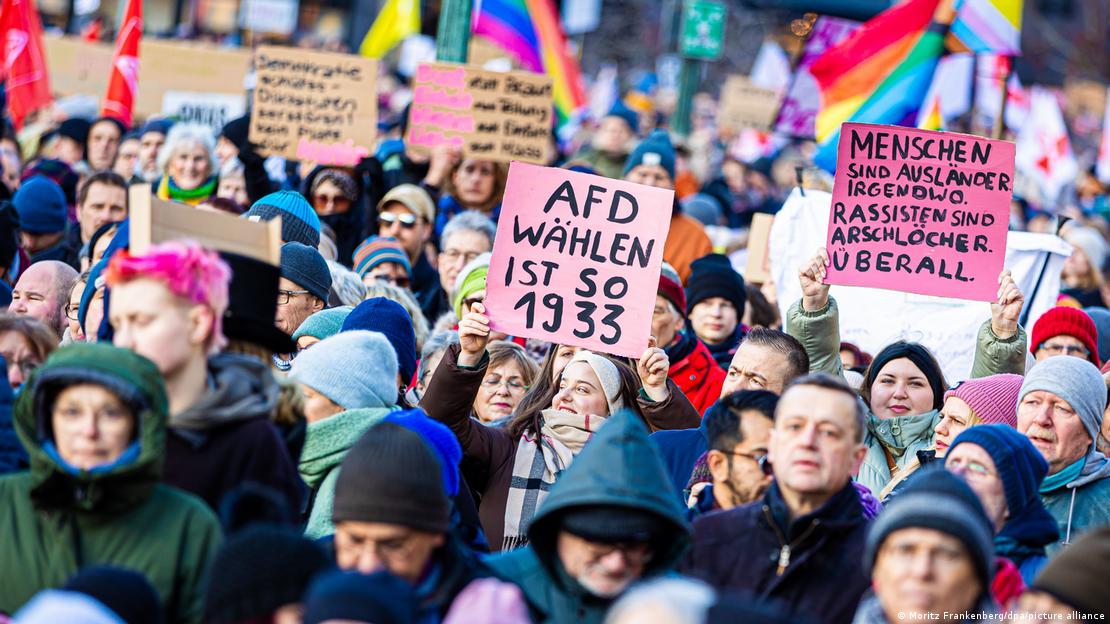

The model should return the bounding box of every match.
[717,75,780,133]
[249,46,378,166]
[744,212,774,283]
[485,163,674,357]
[406,62,553,164]
[129,185,282,265]
[825,123,1015,301]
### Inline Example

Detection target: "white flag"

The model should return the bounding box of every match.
[1015,87,1077,209]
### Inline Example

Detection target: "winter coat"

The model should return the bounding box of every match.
[302,165,367,267]
[704,325,745,371]
[434,194,500,239]
[651,426,707,503]
[299,406,395,539]
[0,372,25,475]
[0,344,221,623]
[1040,460,1110,555]
[414,534,497,623]
[570,146,628,180]
[786,297,1027,494]
[681,481,871,624]
[419,344,701,551]
[163,354,303,516]
[412,252,449,324]
[663,213,713,284]
[666,331,725,415]
[488,412,691,624]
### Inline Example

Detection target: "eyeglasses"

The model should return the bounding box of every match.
[1037,343,1089,357]
[276,289,313,305]
[482,376,529,392]
[948,458,996,480]
[723,449,772,476]
[313,194,352,211]
[441,249,482,265]
[571,536,654,566]
[65,303,80,321]
[379,212,419,229]
[374,274,411,288]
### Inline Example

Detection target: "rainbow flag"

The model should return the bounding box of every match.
[471,0,586,128]
[810,0,949,172]
[950,0,1022,55]
[917,94,945,131]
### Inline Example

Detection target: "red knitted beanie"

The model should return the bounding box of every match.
[1029,306,1100,367]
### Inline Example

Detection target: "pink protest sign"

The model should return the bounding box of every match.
[825,123,1015,301]
[486,163,674,358]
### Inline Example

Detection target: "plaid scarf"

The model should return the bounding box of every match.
[501,408,608,552]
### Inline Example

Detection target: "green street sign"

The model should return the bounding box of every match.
[679,0,727,60]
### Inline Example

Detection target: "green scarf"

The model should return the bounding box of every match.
[1040,457,1085,493]
[160,175,217,204]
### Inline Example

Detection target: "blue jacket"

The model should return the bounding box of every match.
[0,358,23,475]
[650,425,706,503]
[1040,459,1110,556]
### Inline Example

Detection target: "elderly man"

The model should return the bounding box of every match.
[490,411,690,624]
[9,260,78,339]
[681,374,870,624]
[273,242,331,371]
[435,211,495,321]
[1028,306,1100,367]
[376,184,442,322]
[653,327,810,496]
[1017,356,1110,553]
[655,262,724,414]
[855,470,997,623]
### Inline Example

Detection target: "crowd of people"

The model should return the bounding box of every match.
[0,49,1109,624]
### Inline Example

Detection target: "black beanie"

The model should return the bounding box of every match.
[865,341,946,410]
[220,115,251,147]
[685,253,747,316]
[332,422,450,533]
[203,524,331,623]
[64,566,162,624]
[302,570,418,624]
[560,504,671,544]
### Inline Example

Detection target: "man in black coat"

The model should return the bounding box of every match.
[680,373,871,624]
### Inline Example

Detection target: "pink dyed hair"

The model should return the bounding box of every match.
[105,240,232,353]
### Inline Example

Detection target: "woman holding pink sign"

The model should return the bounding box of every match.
[418,302,700,552]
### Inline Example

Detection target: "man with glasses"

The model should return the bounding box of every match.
[1017,356,1110,553]
[681,374,871,624]
[490,411,690,624]
[1028,306,1101,367]
[435,211,496,321]
[376,185,441,321]
[9,260,78,340]
[274,242,332,370]
[687,390,776,518]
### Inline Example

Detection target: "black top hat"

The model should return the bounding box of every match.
[220,251,296,355]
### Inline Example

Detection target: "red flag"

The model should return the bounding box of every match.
[0,0,52,129]
[82,17,102,42]
[101,0,141,126]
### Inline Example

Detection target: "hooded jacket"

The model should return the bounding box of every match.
[488,411,691,624]
[0,344,221,622]
[302,165,367,267]
[1040,457,1110,555]
[299,406,395,539]
[163,353,303,516]
[681,480,871,624]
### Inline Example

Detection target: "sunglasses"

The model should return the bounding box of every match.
[379,212,419,229]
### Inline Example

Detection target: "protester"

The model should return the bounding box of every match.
[1017,356,1110,552]
[302,570,419,624]
[331,419,494,619]
[305,166,364,264]
[243,190,324,249]
[0,342,221,622]
[473,340,539,424]
[602,578,715,624]
[687,389,776,517]
[155,123,218,205]
[354,235,412,288]
[16,566,163,624]
[855,470,997,623]
[574,101,640,180]
[113,131,140,181]
[945,424,1059,583]
[106,241,303,515]
[203,524,331,624]
[685,253,747,369]
[436,210,496,323]
[291,330,401,538]
[14,176,77,266]
[421,302,699,550]
[86,117,125,172]
[681,374,870,623]
[376,184,442,321]
[0,355,21,474]
[1060,225,1107,307]
[1029,306,1101,366]
[415,330,459,400]
[490,411,691,624]
[435,159,507,235]
[10,259,78,338]
[0,313,56,391]
[214,158,248,210]
[274,242,331,369]
[49,118,90,165]
[341,297,419,396]
[136,119,171,183]
[73,172,128,254]
[653,262,724,414]
[292,305,353,351]
[1018,527,1110,618]
[623,129,712,282]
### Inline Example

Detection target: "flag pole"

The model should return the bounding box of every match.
[992,56,1013,140]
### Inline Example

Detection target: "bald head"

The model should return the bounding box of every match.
[10,261,78,339]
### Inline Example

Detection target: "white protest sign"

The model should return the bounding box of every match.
[769,188,1070,382]
[162,91,247,135]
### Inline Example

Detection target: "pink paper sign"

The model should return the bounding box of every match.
[486,163,674,358]
[825,123,1015,301]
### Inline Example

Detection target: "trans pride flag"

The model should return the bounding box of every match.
[810,0,949,172]
[472,0,586,128]
[950,0,1023,56]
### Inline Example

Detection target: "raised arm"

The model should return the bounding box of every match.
[970,269,1029,377]
[785,247,845,378]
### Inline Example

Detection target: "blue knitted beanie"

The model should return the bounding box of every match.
[15,176,68,234]
[341,297,417,383]
[244,190,321,248]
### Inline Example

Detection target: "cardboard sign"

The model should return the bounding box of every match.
[44,35,251,118]
[770,188,1067,382]
[162,91,247,135]
[717,75,779,133]
[249,46,378,166]
[824,123,1015,301]
[485,163,674,357]
[744,212,774,283]
[406,62,553,164]
[128,186,282,265]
